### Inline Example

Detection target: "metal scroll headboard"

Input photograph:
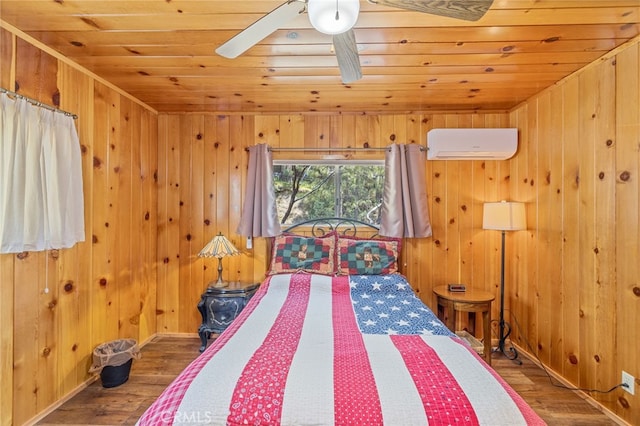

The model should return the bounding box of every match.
[283,217,380,238]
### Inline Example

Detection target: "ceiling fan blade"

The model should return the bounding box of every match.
[333,29,362,84]
[215,1,305,58]
[372,0,494,21]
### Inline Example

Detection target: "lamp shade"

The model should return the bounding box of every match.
[482,201,526,231]
[198,232,240,258]
[308,0,360,35]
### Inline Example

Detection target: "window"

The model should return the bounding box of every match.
[273,162,384,226]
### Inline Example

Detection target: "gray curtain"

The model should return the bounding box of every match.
[237,144,281,237]
[379,143,432,238]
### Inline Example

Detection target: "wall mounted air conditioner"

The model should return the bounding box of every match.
[426,128,518,160]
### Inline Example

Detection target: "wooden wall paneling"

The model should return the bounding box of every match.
[254,115,280,146]
[547,86,565,371]
[0,250,13,426]
[418,115,435,303]
[13,37,57,105]
[443,115,461,287]
[469,116,486,295]
[156,114,180,333]
[427,114,448,304]
[506,106,526,349]
[0,28,15,89]
[592,56,618,408]
[106,91,124,342]
[177,115,196,330]
[36,251,58,414]
[286,114,305,148]
[138,108,159,341]
[340,114,356,146]
[190,115,205,301]
[227,115,244,281]
[456,115,474,290]
[615,43,640,424]
[56,248,82,397]
[129,100,147,342]
[114,97,137,340]
[536,91,552,366]
[521,97,539,351]
[577,66,598,390]
[378,115,395,147]
[214,115,232,282]
[366,115,382,153]
[328,116,341,150]
[559,77,582,384]
[59,62,96,382]
[303,115,319,152]
[482,116,500,313]
[91,82,114,347]
[12,252,41,425]
[201,114,219,284]
[166,115,182,333]
[277,114,304,151]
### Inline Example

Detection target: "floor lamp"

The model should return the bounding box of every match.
[483,201,526,362]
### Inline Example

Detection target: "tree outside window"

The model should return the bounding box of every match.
[273,163,384,225]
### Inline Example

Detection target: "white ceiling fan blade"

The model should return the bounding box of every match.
[215,1,305,58]
[333,29,362,84]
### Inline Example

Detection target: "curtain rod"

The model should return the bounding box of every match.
[0,87,78,119]
[245,146,426,152]
[270,147,388,152]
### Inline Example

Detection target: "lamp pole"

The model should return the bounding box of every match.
[496,229,520,363]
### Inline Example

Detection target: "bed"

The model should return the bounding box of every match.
[138,219,545,425]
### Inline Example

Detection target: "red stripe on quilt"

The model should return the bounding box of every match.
[332,275,384,425]
[227,273,312,425]
[449,339,546,425]
[391,335,479,425]
[137,278,272,426]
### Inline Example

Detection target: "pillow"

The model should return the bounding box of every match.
[336,236,400,275]
[268,232,336,275]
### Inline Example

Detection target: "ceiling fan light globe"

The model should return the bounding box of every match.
[308,0,360,35]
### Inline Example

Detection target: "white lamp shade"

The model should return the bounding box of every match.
[483,201,526,231]
[308,0,360,35]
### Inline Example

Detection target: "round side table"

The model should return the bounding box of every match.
[433,285,495,365]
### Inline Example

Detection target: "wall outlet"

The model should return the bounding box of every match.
[246,236,252,249]
[621,371,635,395]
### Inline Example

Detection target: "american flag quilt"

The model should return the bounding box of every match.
[137,273,546,426]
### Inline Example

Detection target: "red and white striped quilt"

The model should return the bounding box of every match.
[138,273,546,425]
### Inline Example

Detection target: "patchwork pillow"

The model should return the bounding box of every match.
[336,237,400,275]
[268,232,336,275]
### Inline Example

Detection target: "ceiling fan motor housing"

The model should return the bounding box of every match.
[308,0,360,35]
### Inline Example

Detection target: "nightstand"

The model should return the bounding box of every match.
[197,281,260,352]
[433,285,495,365]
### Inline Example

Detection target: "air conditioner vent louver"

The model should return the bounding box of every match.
[427,128,518,160]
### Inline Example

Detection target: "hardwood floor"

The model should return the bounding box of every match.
[36,335,618,425]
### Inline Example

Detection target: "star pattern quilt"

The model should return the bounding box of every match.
[137,273,546,426]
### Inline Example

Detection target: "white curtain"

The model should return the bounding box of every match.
[236,143,281,237]
[379,143,432,238]
[0,93,85,253]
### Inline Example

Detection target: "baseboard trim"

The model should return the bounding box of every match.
[512,343,630,426]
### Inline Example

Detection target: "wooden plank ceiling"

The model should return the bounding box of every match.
[1,0,639,114]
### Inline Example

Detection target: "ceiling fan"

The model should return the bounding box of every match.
[215,0,494,84]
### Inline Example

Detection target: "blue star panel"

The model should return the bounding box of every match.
[349,275,455,336]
